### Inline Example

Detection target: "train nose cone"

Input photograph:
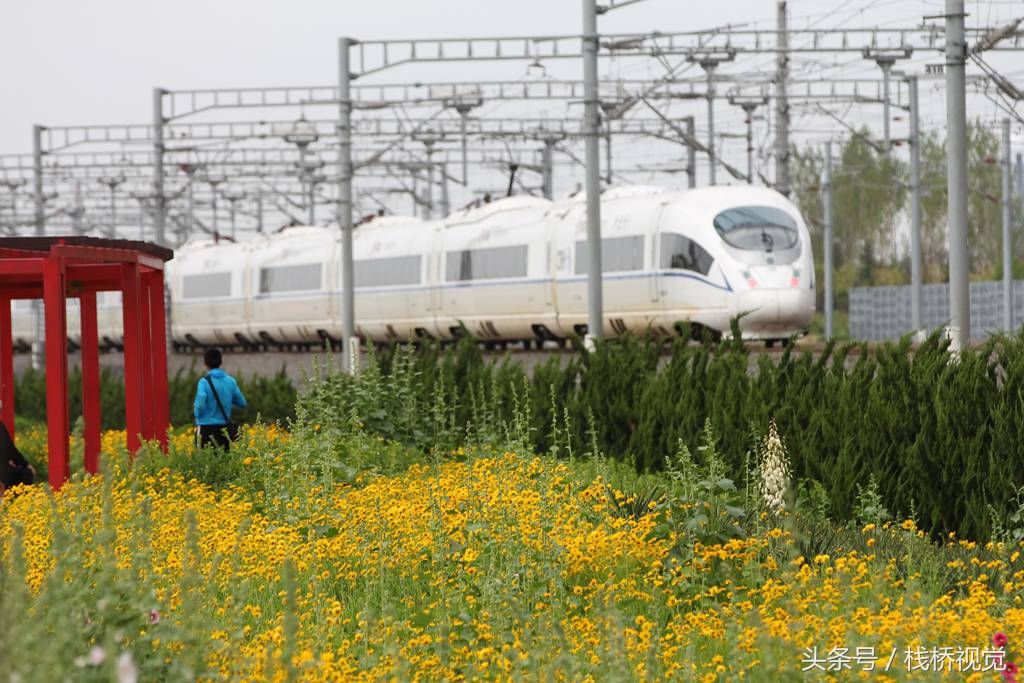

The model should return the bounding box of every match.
[736,290,780,323]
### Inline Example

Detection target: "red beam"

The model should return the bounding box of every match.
[0,259,45,276]
[0,248,40,259]
[52,244,164,269]
[0,288,44,300]
[43,255,70,490]
[67,263,123,284]
[80,291,101,474]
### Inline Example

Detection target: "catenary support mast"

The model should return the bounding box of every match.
[582,0,604,344]
[945,0,971,350]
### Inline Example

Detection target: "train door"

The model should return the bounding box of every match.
[428,226,446,339]
[544,216,556,309]
[551,204,584,338]
[649,204,667,306]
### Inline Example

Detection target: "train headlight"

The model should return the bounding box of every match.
[790,268,800,287]
[742,270,758,288]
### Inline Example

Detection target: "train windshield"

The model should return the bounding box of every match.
[713,206,799,253]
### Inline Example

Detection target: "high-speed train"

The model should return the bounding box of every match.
[10,185,815,350]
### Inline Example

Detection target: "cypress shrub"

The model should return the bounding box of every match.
[328,330,1024,541]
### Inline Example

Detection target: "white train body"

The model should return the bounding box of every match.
[11,185,815,349]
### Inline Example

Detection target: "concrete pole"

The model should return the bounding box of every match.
[411,168,419,217]
[705,63,717,186]
[138,200,147,241]
[541,140,554,199]
[109,185,117,235]
[775,1,791,196]
[210,192,218,235]
[71,182,82,234]
[908,75,923,332]
[460,108,470,185]
[230,200,237,239]
[440,162,450,217]
[425,147,435,220]
[602,124,610,185]
[824,142,834,339]
[1003,118,1014,332]
[152,88,167,246]
[32,124,45,370]
[684,116,696,188]
[582,0,604,344]
[5,183,18,233]
[881,62,892,151]
[743,104,756,184]
[187,183,195,242]
[256,189,264,233]
[308,178,316,225]
[338,36,357,373]
[945,0,970,350]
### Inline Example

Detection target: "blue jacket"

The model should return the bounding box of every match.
[194,369,247,426]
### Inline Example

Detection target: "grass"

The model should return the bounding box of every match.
[3,418,1024,681]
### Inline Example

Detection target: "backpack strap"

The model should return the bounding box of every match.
[204,375,232,424]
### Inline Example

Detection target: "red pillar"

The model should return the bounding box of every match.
[79,291,101,474]
[121,263,144,453]
[0,297,14,439]
[145,270,170,450]
[137,273,154,442]
[43,256,70,489]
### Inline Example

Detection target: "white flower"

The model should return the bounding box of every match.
[758,420,790,515]
[116,652,138,683]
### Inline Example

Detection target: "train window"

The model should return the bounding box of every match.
[660,233,713,276]
[182,272,232,299]
[354,255,422,287]
[259,263,322,294]
[445,245,528,281]
[574,235,644,274]
[713,206,799,252]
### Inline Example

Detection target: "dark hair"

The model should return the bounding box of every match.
[204,347,223,369]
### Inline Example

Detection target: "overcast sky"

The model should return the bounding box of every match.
[3,0,1021,156]
[1,0,1021,240]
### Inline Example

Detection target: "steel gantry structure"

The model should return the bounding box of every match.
[4,0,1023,366]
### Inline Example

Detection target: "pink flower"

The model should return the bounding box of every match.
[148,609,160,625]
[1008,662,1021,675]
[994,632,1009,648]
[1002,672,1017,683]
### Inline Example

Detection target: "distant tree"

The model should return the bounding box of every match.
[791,146,827,310]
[918,130,949,283]
[831,131,907,285]
[910,121,1009,280]
[966,121,1003,277]
[789,120,1015,300]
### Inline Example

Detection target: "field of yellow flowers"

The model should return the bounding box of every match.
[3,419,1024,682]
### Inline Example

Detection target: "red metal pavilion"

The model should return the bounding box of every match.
[0,237,173,489]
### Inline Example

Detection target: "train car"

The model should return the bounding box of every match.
[11,184,816,350]
[169,237,253,349]
[351,215,431,340]
[658,184,815,340]
[432,195,554,341]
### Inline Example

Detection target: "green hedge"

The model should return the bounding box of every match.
[13,365,296,430]
[302,329,1024,541]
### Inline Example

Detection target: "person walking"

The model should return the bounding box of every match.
[194,348,247,450]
